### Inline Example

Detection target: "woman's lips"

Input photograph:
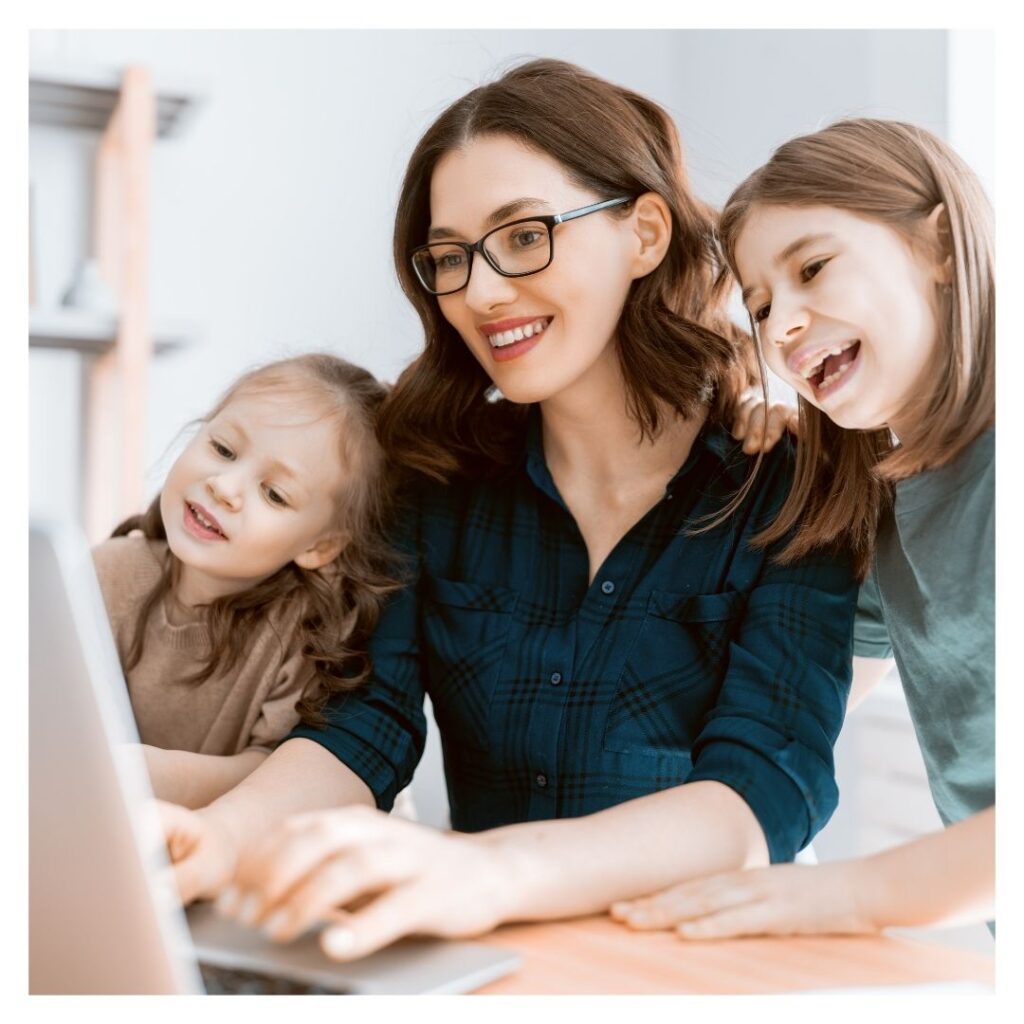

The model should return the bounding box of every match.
[482,316,552,362]
[183,500,227,541]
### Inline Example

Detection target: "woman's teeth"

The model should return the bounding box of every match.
[489,318,550,348]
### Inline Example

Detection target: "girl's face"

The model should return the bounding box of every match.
[734,203,946,435]
[429,134,640,405]
[160,391,347,604]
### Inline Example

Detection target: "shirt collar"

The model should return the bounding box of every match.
[523,404,744,505]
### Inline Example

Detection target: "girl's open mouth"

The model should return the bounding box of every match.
[183,501,227,541]
[806,340,861,398]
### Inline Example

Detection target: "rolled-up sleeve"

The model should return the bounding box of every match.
[287,514,427,811]
[686,549,857,863]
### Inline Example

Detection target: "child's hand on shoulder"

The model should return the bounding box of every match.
[730,390,799,454]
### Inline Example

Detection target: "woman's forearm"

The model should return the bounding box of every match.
[857,806,994,930]
[478,780,769,923]
[201,738,376,851]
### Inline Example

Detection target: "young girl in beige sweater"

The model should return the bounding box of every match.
[94,353,405,811]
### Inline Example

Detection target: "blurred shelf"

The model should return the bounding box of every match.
[29,62,203,138]
[29,308,195,355]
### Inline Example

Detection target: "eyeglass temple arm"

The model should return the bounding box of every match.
[552,196,633,225]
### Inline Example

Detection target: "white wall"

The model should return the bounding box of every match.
[29,30,964,846]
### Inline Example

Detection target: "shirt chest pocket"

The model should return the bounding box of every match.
[603,589,745,758]
[421,577,519,754]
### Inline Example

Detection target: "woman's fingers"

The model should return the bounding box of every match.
[320,887,435,962]
[261,841,418,943]
[221,807,419,929]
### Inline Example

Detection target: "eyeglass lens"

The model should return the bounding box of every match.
[413,220,552,293]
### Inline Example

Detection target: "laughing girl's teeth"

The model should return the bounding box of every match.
[490,318,549,347]
[819,360,855,389]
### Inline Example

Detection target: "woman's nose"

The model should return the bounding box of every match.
[463,255,518,313]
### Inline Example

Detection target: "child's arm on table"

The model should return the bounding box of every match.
[142,745,270,809]
[612,805,994,938]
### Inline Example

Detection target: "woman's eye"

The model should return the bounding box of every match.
[264,485,288,507]
[511,229,543,249]
[210,439,234,459]
[435,251,466,270]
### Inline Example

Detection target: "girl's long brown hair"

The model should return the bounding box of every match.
[381,58,755,482]
[112,353,401,726]
[718,118,994,578]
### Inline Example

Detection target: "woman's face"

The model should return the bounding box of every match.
[734,203,945,435]
[429,135,639,405]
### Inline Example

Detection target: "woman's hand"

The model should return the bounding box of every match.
[156,799,241,906]
[610,861,876,940]
[214,806,514,960]
[730,391,799,454]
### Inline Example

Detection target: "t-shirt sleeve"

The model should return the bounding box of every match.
[852,570,893,659]
[687,524,858,864]
[287,505,427,811]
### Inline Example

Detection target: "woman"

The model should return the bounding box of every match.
[160,59,859,961]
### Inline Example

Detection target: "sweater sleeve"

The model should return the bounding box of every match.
[244,644,310,753]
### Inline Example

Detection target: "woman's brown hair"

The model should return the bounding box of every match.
[382,57,754,481]
[718,118,994,578]
[111,353,400,725]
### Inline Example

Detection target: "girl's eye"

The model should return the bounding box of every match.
[802,258,829,281]
[752,303,771,324]
[210,439,234,459]
[264,485,288,507]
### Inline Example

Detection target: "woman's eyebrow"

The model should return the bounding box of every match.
[740,233,837,304]
[428,197,553,241]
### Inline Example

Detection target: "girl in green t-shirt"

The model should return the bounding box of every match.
[613,118,995,940]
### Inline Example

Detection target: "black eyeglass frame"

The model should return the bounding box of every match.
[410,195,635,296]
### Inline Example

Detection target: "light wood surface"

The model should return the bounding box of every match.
[474,914,994,994]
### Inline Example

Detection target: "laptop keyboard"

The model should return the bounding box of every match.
[199,961,346,995]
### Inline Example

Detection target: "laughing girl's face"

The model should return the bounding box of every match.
[734,203,946,437]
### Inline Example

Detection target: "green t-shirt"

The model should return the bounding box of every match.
[854,429,995,829]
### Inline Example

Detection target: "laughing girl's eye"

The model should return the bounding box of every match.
[210,439,234,459]
[802,258,829,282]
[752,303,771,324]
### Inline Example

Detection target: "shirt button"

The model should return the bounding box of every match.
[601,580,615,595]
[549,672,562,686]
[535,773,548,789]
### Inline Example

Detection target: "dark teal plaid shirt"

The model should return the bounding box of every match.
[290,413,858,862]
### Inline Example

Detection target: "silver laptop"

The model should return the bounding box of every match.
[29,521,520,994]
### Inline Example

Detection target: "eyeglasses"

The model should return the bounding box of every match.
[410,195,635,296]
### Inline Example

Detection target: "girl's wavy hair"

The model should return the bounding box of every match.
[111,353,401,726]
[718,118,994,578]
[381,57,755,482]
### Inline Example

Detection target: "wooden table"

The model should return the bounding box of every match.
[474,915,994,994]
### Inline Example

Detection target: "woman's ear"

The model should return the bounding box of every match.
[924,203,954,284]
[628,192,672,280]
[294,532,347,571]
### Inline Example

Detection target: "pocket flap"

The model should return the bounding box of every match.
[424,576,519,614]
[646,589,744,623]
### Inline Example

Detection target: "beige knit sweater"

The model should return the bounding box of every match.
[92,536,312,755]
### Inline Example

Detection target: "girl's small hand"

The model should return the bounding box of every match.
[156,799,240,906]
[215,806,512,960]
[730,391,799,454]
[610,861,876,940]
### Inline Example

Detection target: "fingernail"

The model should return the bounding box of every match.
[322,927,355,958]
[628,911,649,926]
[216,886,240,917]
[237,893,262,927]
[262,909,290,940]
[610,902,627,917]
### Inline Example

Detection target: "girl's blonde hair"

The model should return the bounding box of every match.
[718,118,994,577]
[112,353,400,725]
